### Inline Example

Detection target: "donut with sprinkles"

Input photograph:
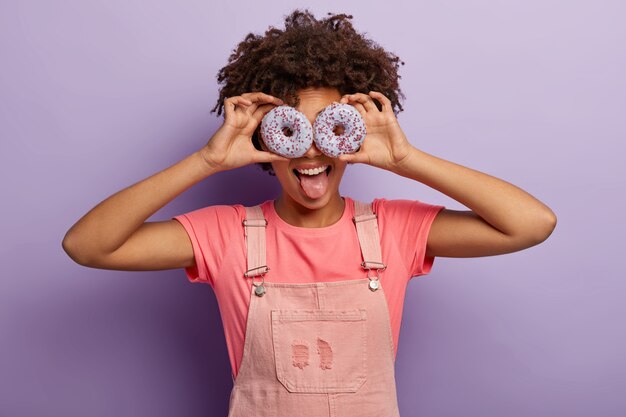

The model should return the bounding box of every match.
[313,103,366,158]
[260,106,313,158]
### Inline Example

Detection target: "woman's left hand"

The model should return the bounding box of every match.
[338,91,414,171]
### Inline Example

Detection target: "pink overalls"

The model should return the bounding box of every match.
[228,200,400,417]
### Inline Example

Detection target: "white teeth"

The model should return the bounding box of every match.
[296,165,328,176]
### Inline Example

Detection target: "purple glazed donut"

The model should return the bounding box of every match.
[313,102,366,158]
[260,105,313,158]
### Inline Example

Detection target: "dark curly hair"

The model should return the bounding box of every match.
[210,9,406,175]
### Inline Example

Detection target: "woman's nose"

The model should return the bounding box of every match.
[303,139,323,158]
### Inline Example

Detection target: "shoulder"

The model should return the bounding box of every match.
[174,203,247,229]
[370,197,445,238]
[372,197,444,218]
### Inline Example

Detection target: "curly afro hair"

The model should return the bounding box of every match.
[210,9,406,176]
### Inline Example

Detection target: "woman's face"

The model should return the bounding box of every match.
[261,86,348,211]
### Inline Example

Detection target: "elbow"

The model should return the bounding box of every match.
[61,232,93,267]
[509,209,557,249]
[531,209,558,244]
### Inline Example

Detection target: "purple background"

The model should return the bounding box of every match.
[1,1,624,416]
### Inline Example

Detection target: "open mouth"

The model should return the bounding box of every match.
[292,165,332,182]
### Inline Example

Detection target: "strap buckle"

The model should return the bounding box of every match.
[242,219,268,227]
[361,261,386,291]
[361,261,387,271]
[243,265,270,278]
[352,213,377,223]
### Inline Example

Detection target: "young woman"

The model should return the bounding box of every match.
[62,10,556,417]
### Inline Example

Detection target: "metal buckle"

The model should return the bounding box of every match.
[243,265,270,278]
[360,261,386,292]
[242,219,268,227]
[251,273,266,297]
[361,261,387,271]
[243,266,269,297]
[352,213,377,223]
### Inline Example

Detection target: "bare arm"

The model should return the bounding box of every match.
[62,151,217,269]
[62,92,288,270]
[393,147,557,258]
[338,91,557,259]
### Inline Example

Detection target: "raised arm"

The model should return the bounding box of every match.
[395,147,557,258]
[62,151,216,270]
[338,91,557,259]
[62,92,287,271]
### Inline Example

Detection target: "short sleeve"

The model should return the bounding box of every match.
[375,198,445,278]
[172,204,242,286]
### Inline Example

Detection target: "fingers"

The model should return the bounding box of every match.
[339,94,366,115]
[340,91,392,113]
[352,102,367,115]
[368,91,392,113]
[223,96,252,118]
[224,93,283,117]
[254,150,290,164]
[241,92,284,107]
[251,103,278,125]
[341,92,378,112]
[338,151,367,165]
[252,94,282,115]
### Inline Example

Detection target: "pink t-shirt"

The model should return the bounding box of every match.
[173,196,445,379]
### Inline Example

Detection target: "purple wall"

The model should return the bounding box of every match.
[1,1,624,416]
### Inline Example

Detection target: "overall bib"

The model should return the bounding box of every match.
[228,200,400,417]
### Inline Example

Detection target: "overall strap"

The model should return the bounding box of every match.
[352,200,387,273]
[242,205,269,278]
[243,200,386,291]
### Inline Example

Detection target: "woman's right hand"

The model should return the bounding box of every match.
[63,91,290,271]
[199,92,290,172]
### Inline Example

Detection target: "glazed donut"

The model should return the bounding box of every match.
[260,105,313,158]
[313,103,366,158]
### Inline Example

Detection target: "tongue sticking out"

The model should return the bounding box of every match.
[298,170,329,199]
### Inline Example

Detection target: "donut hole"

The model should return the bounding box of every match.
[332,124,345,136]
[282,127,294,137]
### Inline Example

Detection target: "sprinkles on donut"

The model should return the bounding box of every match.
[313,103,366,158]
[260,103,366,158]
[260,106,313,158]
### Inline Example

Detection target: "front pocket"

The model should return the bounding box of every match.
[271,309,367,394]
